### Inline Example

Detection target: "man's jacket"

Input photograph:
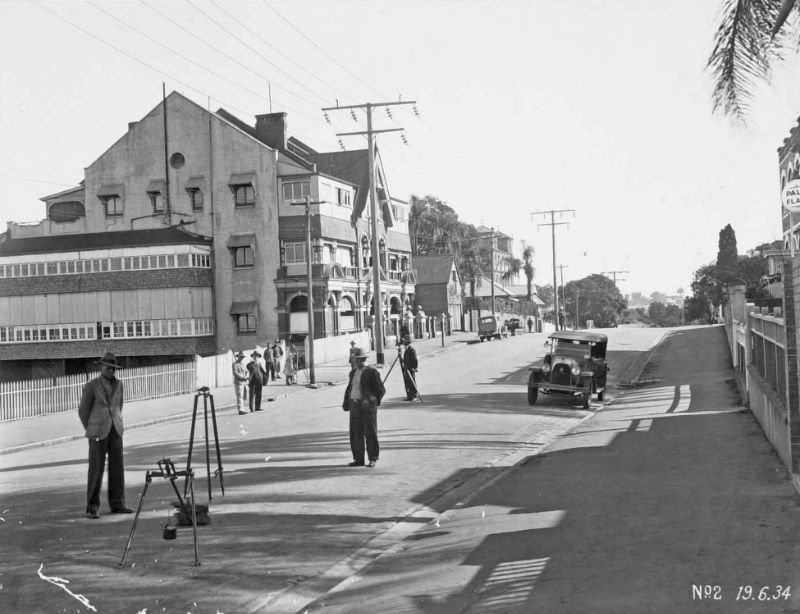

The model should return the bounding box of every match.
[342,365,386,410]
[78,376,124,439]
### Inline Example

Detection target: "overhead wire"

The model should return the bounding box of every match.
[184,0,331,111]
[206,0,349,104]
[31,0,258,121]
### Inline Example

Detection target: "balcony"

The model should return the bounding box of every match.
[276,264,415,288]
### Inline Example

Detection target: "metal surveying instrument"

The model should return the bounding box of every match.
[185,386,224,501]
[119,458,200,567]
[382,343,423,401]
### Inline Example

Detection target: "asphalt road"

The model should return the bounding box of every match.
[0,326,664,614]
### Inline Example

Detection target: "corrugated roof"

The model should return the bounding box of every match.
[0,226,211,256]
[412,255,457,284]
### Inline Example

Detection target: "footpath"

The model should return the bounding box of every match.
[0,332,475,455]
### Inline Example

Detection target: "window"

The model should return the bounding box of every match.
[188,188,203,210]
[337,188,351,206]
[101,195,123,217]
[148,191,164,212]
[236,313,257,333]
[283,181,310,201]
[233,246,254,267]
[283,241,306,264]
[233,184,255,207]
[48,201,85,222]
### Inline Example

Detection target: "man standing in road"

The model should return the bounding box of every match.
[400,338,419,401]
[247,350,267,412]
[342,347,385,467]
[78,352,132,519]
[232,351,249,415]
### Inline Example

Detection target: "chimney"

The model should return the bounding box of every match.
[255,112,287,151]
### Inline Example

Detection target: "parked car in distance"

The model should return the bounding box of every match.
[527,330,609,409]
[478,315,508,342]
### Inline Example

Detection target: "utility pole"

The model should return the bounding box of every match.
[575,287,581,329]
[291,197,325,386]
[323,99,416,366]
[531,209,574,331]
[490,227,496,314]
[601,270,629,286]
[557,264,568,327]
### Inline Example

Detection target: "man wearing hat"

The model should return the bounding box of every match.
[348,339,359,368]
[232,351,249,415]
[342,347,385,467]
[78,352,131,518]
[247,350,267,412]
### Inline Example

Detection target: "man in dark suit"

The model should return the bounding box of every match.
[247,350,267,412]
[342,347,385,467]
[78,352,132,519]
[400,338,419,401]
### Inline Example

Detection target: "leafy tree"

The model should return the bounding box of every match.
[684,295,712,324]
[648,301,683,327]
[707,0,795,121]
[536,284,555,321]
[690,262,723,322]
[650,291,669,304]
[563,274,627,328]
[409,195,466,256]
[501,244,536,299]
[716,224,740,282]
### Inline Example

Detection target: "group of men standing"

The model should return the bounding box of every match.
[232,341,287,415]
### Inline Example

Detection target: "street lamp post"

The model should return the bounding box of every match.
[292,197,325,386]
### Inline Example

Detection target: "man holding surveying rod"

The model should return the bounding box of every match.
[400,337,419,402]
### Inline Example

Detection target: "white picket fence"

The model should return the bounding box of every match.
[0,361,196,422]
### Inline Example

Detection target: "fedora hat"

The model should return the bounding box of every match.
[235,351,245,359]
[251,350,261,357]
[96,352,123,369]
[351,347,368,361]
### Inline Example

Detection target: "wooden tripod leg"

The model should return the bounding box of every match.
[119,472,151,568]
[208,393,225,496]
[189,474,200,566]
[184,394,200,497]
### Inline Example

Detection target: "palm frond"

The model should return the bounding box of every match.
[707,0,790,122]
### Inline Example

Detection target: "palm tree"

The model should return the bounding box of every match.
[708,0,796,121]
[500,245,535,300]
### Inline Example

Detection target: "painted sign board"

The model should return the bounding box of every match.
[782,179,800,213]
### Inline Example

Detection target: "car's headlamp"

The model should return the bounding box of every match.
[542,363,551,373]
[571,365,581,376]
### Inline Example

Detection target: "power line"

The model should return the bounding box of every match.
[207,0,347,103]
[262,0,387,101]
[87,1,281,105]
[184,0,327,109]
[31,0,257,120]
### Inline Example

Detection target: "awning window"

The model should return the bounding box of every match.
[97,183,124,197]
[226,233,256,248]
[146,179,165,194]
[185,176,205,190]
[230,300,258,315]
[228,172,255,187]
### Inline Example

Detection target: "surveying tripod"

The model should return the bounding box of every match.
[382,345,423,401]
[119,458,200,567]
[185,387,224,501]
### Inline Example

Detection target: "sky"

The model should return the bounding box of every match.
[1,0,798,298]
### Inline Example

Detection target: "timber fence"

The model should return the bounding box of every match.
[0,361,196,422]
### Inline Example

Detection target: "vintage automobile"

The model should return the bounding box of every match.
[527,330,608,409]
[478,315,508,342]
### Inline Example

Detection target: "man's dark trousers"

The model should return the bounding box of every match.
[349,400,379,464]
[249,382,263,411]
[86,425,125,512]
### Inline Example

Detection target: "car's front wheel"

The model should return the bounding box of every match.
[528,387,538,405]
